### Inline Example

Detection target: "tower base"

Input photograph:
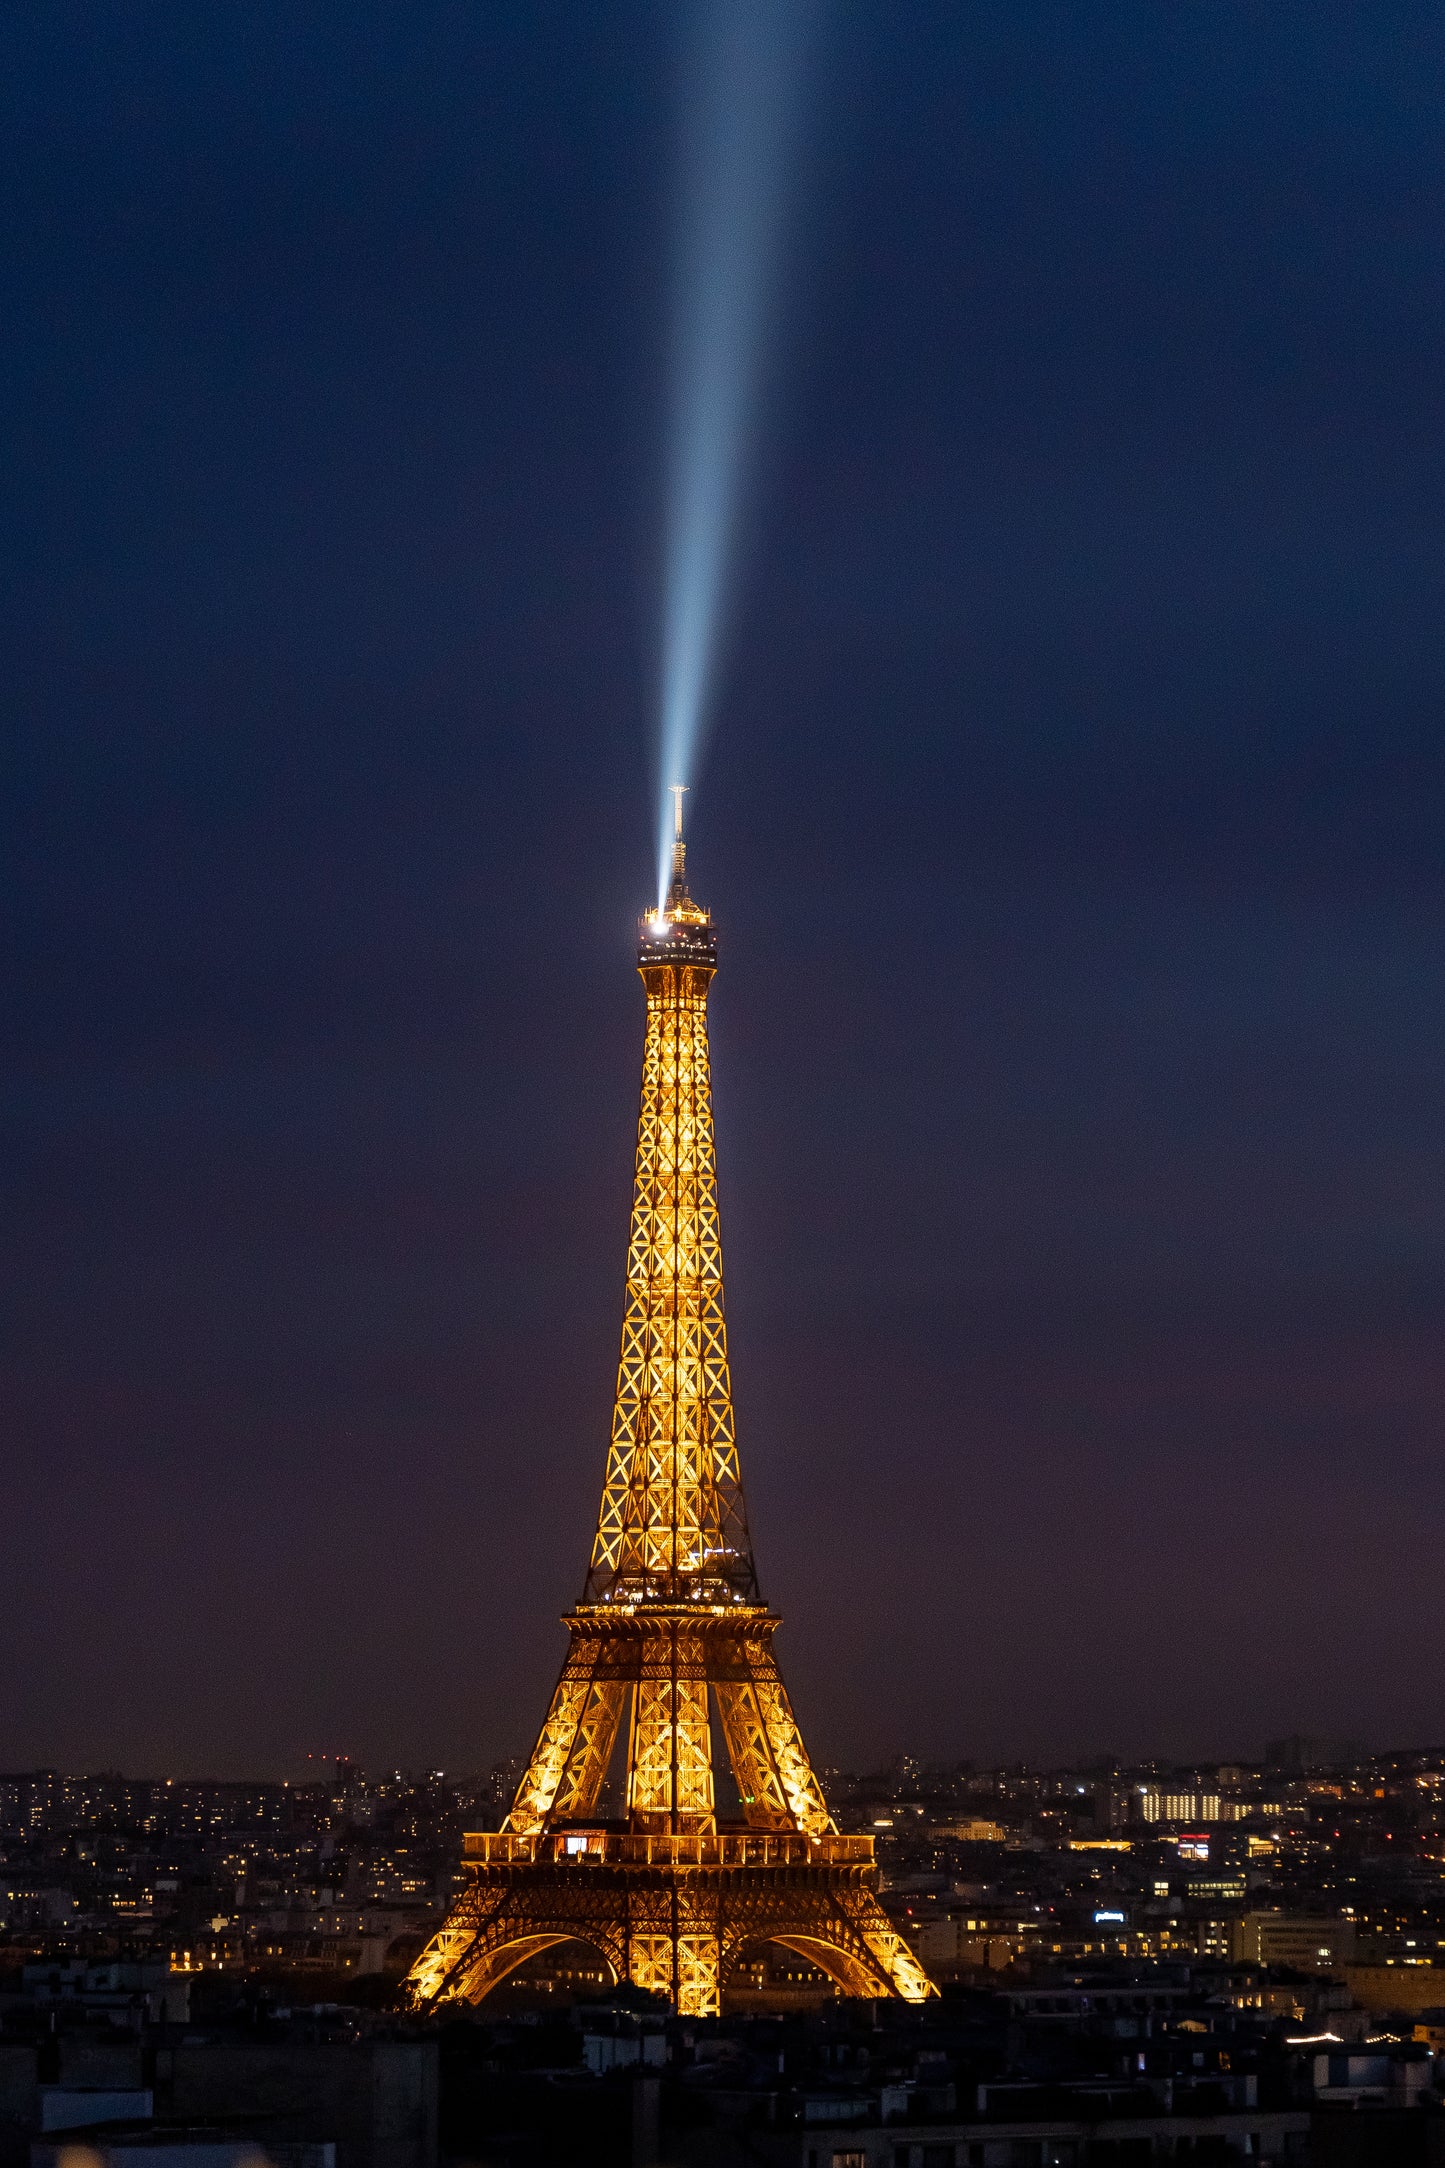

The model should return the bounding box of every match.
[407,1830,934,2017]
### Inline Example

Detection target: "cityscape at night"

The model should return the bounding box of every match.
[7,1747,1445,2160]
[7,0,1445,2162]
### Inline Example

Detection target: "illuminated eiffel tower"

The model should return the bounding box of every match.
[406,797,934,2017]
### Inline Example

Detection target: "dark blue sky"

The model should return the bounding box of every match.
[3,1,1445,1775]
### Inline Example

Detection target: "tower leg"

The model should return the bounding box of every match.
[506,1632,632,1832]
[674,1931,721,2017]
[714,1625,833,1835]
[626,1623,716,1832]
[627,1932,720,2016]
[623,1880,722,2016]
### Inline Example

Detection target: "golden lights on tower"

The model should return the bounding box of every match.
[406,803,934,2016]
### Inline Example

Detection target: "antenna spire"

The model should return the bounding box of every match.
[669,783,688,886]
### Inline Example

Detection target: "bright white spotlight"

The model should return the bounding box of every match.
[656,0,822,907]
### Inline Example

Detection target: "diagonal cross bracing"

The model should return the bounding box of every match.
[585,939,756,1606]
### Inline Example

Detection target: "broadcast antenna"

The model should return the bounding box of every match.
[669,783,688,883]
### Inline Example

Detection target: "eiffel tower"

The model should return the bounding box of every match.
[406,798,934,2017]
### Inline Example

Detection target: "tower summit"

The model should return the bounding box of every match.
[407,812,933,2016]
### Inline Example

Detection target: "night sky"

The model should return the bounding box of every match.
[4,2,1445,1778]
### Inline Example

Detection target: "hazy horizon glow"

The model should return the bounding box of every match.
[656,0,820,904]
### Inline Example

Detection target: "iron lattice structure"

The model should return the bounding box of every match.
[407,818,934,2017]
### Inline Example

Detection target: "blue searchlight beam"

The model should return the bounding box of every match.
[657,0,822,905]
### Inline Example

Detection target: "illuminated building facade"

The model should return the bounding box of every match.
[1138,1788,1226,1825]
[406,812,934,2016]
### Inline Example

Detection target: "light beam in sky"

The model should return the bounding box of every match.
[657,0,822,905]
